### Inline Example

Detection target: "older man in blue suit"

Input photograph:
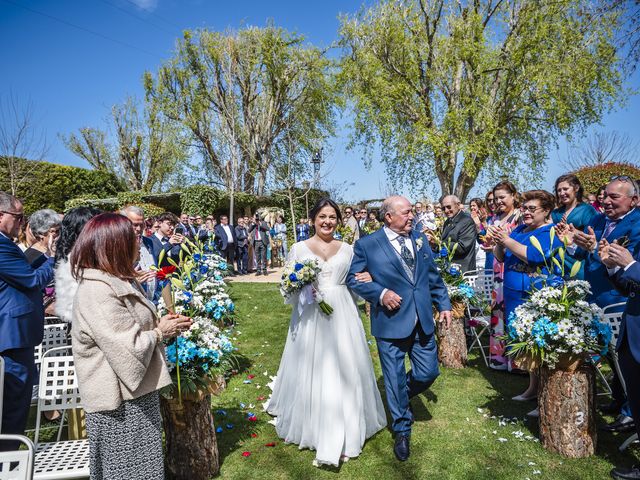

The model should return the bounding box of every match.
[0,192,54,450]
[600,238,640,479]
[347,195,451,462]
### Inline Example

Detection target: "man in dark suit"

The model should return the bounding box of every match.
[177,213,195,240]
[0,192,55,450]
[601,238,640,480]
[235,217,249,275]
[439,195,477,273]
[214,215,237,272]
[148,212,184,267]
[248,214,270,276]
[121,205,159,303]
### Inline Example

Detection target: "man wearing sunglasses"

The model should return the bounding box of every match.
[0,191,56,450]
[439,195,477,273]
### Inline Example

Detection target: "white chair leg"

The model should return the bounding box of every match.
[619,433,639,452]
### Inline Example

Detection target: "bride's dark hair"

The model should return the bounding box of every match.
[309,197,342,223]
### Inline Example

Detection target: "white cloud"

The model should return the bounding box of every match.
[130,0,159,11]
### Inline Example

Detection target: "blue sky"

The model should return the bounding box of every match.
[1,0,638,202]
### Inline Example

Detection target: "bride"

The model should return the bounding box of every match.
[265,198,387,467]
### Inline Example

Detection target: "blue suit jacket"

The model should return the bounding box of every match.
[347,228,451,339]
[609,261,640,363]
[147,234,182,267]
[0,234,54,351]
[575,208,640,308]
[214,224,237,252]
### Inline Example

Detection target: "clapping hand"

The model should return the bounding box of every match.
[599,239,634,269]
[554,222,575,245]
[573,226,597,251]
[487,225,509,246]
[157,313,193,339]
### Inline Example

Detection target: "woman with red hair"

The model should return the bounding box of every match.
[71,213,191,480]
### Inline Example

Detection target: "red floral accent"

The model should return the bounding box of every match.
[247,374,255,379]
[257,396,265,401]
[156,265,177,280]
[264,442,276,447]
[242,451,251,457]
[251,433,258,438]
[248,415,258,422]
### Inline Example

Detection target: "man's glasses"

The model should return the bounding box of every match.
[0,210,24,222]
[442,205,454,211]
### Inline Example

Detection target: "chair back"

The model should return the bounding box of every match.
[0,356,3,433]
[603,302,626,345]
[463,269,494,304]
[0,434,35,480]
[34,324,69,366]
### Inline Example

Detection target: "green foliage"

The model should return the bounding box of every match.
[180,185,226,216]
[574,162,640,194]
[338,0,627,201]
[0,158,123,214]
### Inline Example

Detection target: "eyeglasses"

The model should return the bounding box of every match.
[521,205,541,213]
[359,210,367,214]
[0,210,25,222]
[345,211,352,215]
[442,205,454,211]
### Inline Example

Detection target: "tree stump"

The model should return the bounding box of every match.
[435,303,467,369]
[538,363,596,458]
[161,393,220,479]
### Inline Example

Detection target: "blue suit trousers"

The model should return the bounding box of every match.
[376,323,439,435]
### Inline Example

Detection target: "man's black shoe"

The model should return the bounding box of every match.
[602,415,635,433]
[394,434,410,461]
[611,465,640,479]
[600,401,623,415]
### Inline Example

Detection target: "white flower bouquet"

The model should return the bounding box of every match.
[280,259,333,315]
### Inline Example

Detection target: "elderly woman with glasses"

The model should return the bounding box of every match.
[488,190,563,409]
[23,209,61,265]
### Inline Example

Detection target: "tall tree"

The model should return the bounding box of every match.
[339,0,627,201]
[61,96,187,191]
[144,25,337,196]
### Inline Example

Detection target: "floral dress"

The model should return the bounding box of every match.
[488,210,522,370]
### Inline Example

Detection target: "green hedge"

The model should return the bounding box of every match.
[0,158,123,214]
[574,163,640,195]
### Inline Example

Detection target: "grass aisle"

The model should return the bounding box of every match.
[214,283,638,479]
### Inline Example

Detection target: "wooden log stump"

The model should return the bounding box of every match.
[161,393,220,479]
[538,362,596,458]
[435,302,467,369]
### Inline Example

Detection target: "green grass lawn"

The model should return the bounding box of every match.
[213,282,640,480]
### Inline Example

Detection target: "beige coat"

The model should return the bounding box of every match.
[72,268,171,413]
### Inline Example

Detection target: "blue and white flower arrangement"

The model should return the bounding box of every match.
[280,259,333,315]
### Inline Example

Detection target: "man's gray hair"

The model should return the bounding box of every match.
[441,194,461,204]
[29,209,61,238]
[0,191,19,211]
[608,177,639,197]
[380,195,408,225]
[120,205,145,217]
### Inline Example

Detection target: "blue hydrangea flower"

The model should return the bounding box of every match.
[289,273,298,282]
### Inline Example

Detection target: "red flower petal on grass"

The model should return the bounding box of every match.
[248,416,258,422]
[247,374,255,379]
[251,433,258,438]
[257,396,265,401]
[242,452,251,457]
[265,442,276,447]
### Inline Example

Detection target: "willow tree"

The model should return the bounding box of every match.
[144,26,336,195]
[339,0,626,200]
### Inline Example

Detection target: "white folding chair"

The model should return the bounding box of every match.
[33,347,89,479]
[463,269,494,366]
[0,434,35,480]
[32,325,70,406]
[602,303,639,452]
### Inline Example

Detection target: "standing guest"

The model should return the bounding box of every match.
[587,193,597,204]
[413,201,436,233]
[593,186,606,213]
[54,207,102,324]
[439,195,478,273]
[551,174,597,279]
[487,180,522,370]
[599,240,640,480]
[0,191,55,450]
[235,217,249,275]
[144,216,158,238]
[148,212,184,267]
[489,190,562,411]
[296,217,310,242]
[17,220,36,251]
[177,213,194,240]
[357,208,368,233]
[121,206,158,303]
[23,209,61,265]
[274,215,288,259]
[469,198,488,270]
[344,206,361,241]
[71,213,192,480]
[214,215,237,273]
[433,203,444,219]
[478,191,498,270]
[364,211,381,234]
[244,216,256,272]
[249,214,270,276]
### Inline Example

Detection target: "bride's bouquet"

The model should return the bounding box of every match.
[280,259,333,315]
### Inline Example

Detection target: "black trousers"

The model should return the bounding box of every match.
[222,244,235,270]
[236,245,248,273]
[254,242,268,273]
[618,337,640,439]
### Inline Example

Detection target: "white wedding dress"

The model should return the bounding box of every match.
[265,241,387,466]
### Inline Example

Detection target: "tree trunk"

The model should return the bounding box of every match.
[538,363,596,458]
[435,303,467,369]
[161,394,220,479]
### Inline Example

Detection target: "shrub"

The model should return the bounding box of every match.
[574,162,640,195]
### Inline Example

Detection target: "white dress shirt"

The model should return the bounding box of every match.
[222,224,234,243]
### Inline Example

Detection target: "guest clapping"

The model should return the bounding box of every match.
[71,213,192,479]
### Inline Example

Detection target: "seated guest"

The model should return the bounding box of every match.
[70,213,192,479]
[214,215,237,272]
[489,190,562,412]
[148,212,184,267]
[600,240,640,480]
[551,174,596,279]
[121,206,158,303]
[54,207,102,323]
[439,195,478,273]
[0,191,55,450]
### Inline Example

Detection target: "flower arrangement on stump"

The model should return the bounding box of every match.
[504,229,611,458]
[156,242,236,479]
